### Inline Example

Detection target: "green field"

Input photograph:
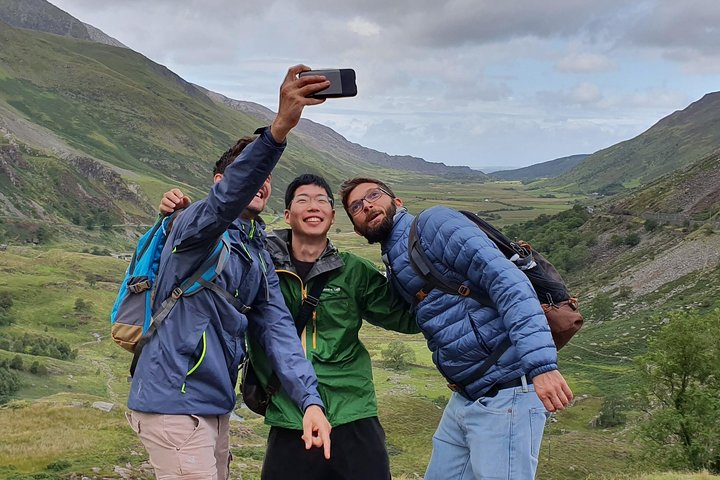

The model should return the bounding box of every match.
[0,182,715,480]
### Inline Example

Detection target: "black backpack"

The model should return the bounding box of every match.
[408,209,583,359]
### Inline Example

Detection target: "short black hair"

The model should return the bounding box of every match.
[214,136,255,176]
[284,174,334,209]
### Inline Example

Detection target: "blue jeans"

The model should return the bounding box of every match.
[425,384,548,480]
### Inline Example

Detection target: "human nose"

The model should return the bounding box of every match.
[361,198,375,212]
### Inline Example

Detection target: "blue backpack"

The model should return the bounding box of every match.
[110,211,247,359]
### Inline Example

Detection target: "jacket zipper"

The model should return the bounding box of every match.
[276,269,314,354]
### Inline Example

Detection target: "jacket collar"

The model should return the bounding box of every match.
[382,208,413,255]
[230,216,267,245]
[266,228,344,281]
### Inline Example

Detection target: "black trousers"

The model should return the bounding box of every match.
[261,416,391,480]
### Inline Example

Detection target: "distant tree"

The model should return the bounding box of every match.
[0,364,20,404]
[381,341,416,371]
[636,309,720,473]
[36,225,52,244]
[595,395,627,428]
[625,232,641,247]
[590,293,614,321]
[74,298,90,313]
[644,219,659,232]
[0,292,13,310]
[0,309,13,327]
[9,355,23,371]
[85,273,102,287]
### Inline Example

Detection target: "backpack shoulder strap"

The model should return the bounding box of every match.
[263,270,333,395]
[130,232,250,378]
[408,212,491,306]
[407,211,511,396]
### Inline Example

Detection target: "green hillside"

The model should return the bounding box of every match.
[547,92,720,194]
[0,19,435,230]
[492,154,588,182]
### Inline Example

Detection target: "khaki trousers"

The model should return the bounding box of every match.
[127,411,232,480]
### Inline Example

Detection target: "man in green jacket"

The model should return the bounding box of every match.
[161,173,419,479]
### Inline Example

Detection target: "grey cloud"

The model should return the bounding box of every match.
[624,1,720,54]
[555,53,615,73]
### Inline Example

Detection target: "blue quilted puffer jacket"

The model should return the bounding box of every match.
[381,206,558,399]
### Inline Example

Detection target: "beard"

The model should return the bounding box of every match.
[362,203,397,244]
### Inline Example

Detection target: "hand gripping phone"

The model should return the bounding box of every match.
[298,69,357,99]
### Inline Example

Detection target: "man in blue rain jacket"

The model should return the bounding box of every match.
[126,65,332,479]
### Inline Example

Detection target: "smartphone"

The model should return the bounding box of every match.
[299,69,357,99]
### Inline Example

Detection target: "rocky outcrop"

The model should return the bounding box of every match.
[67,156,150,209]
[0,144,27,187]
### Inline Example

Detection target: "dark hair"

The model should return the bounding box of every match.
[213,136,256,176]
[338,177,396,212]
[284,174,334,209]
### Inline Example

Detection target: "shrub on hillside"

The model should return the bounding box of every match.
[502,204,593,275]
[636,308,720,473]
[595,395,627,428]
[0,364,20,404]
[9,354,23,371]
[381,341,416,371]
[0,333,76,360]
[29,361,48,376]
[0,308,14,326]
[589,293,614,321]
[0,292,13,310]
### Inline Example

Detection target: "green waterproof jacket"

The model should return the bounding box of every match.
[247,228,419,429]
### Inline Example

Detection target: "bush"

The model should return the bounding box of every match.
[381,341,416,371]
[0,332,76,360]
[29,361,48,376]
[9,355,23,371]
[0,292,13,310]
[0,309,14,326]
[624,232,640,247]
[46,460,72,471]
[595,395,627,428]
[0,364,20,404]
[637,308,720,473]
[589,293,613,321]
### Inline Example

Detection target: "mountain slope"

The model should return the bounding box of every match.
[611,150,720,222]
[492,154,588,182]
[0,19,440,229]
[549,92,720,193]
[202,87,489,180]
[0,0,125,47]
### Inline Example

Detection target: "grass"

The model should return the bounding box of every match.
[0,190,716,479]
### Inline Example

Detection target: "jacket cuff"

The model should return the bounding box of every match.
[528,364,557,379]
[302,398,326,413]
[255,126,287,148]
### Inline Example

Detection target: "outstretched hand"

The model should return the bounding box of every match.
[270,65,331,143]
[532,370,573,412]
[159,188,190,215]
[301,404,332,460]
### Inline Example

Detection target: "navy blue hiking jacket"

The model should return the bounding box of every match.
[382,206,558,400]
[128,129,323,415]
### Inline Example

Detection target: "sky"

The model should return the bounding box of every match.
[49,0,720,171]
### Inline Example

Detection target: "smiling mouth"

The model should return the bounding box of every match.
[304,216,323,224]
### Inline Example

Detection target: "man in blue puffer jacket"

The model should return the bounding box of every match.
[339,177,573,480]
[126,66,332,479]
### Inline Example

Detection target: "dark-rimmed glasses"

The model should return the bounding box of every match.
[348,187,393,216]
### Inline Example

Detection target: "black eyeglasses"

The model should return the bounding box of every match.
[348,187,393,216]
